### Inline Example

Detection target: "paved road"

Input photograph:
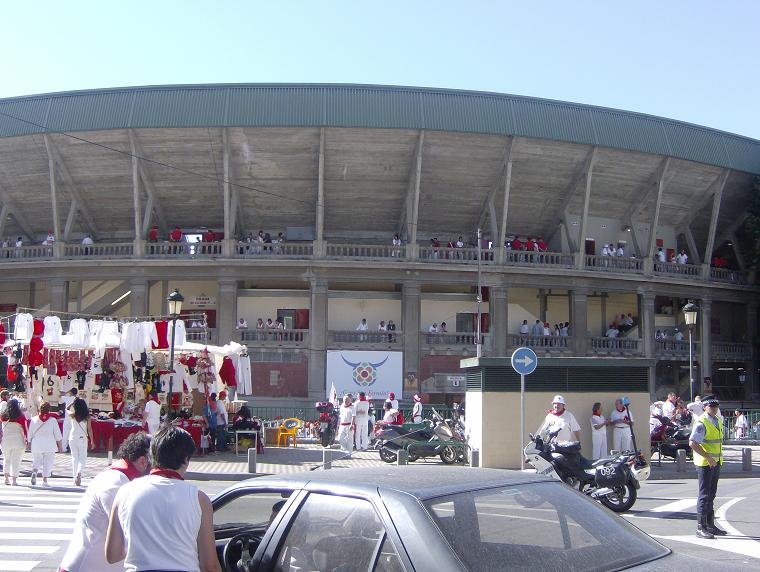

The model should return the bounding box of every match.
[623,477,760,569]
[2,475,759,571]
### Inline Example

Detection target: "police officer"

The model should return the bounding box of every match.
[689,395,727,539]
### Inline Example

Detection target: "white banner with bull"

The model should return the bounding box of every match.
[326,350,403,401]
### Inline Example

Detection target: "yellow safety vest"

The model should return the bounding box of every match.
[693,415,723,467]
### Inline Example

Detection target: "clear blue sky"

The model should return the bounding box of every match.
[2,1,759,139]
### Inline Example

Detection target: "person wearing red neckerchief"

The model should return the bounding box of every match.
[537,395,581,444]
[106,426,220,572]
[1,397,27,486]
[60,432,151,572]
[609,397,634,452]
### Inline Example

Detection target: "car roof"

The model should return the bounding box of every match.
[224,466,553,501]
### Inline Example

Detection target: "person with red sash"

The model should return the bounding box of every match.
[60,432,151,572]
[106,426,220,572]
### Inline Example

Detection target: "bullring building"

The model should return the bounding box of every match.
[0,83,757,417]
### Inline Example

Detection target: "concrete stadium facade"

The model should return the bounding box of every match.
[0,83,758,410]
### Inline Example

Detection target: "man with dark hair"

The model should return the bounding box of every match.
[60,431,151,572]
[106,426,220,571]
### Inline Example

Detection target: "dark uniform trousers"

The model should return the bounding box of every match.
[696,463,721,519]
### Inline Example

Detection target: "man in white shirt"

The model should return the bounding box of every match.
[657,248,666,263]
[60,433,151,572]
[356,318,368,341]
[538,395,581,444]
[143,393,161,435]
[337,395,355,455]
[531,319,544,337]
[235,318,248,330]
[674,328,684,341]
[662,392,678,420]
[354,392,370,451]
[428,323,438,333]
[609,398,634,451]
[519,320,529,336]
[385,392,399,411]
[605,324,619,338]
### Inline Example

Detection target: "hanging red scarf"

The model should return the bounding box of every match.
[39,412,51,422]
[110,459,143,481]
[150,468,184,480]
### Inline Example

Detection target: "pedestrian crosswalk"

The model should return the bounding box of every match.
[0,485,84,571]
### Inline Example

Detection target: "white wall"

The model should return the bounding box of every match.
[421,299,486,331]
[328,298,401,330]
[563,213,677,257]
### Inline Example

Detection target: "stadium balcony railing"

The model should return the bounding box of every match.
[0,240,748,286]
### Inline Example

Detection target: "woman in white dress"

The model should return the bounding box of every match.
[590,402,609,460]
[1,399,28,486]
[68,397,95,486]
[29,401,63,487]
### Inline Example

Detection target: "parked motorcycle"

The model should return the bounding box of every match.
[650,415,692,461]
[524,432,647,513]
[374,409,467,464]
[315,401,338,448]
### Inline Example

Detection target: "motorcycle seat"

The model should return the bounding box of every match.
[592,455,618,467]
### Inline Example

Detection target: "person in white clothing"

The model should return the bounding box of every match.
[609,398,634,452]
[356,318,368,341]
[590,402,609,460]
[734,410,748,439]
[62,388,78,450]
[69,398,95,487]
[537,395,581,444]
[662,392,678,420]
[1,398,27,486]
[412,393,424,423]
[354,392,371,451]
[29,401,63,487]
[60,432,151,572]
[337,395,355,455]
[143,393,161,435]
[106,426,220,572]
[385,391,399,411]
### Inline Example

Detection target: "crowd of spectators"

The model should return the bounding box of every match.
[519,319,571,339]
[655,328,686,342]
[356,317,398,341]
[604,312,636,337]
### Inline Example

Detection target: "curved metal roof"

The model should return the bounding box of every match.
[0,83,758,174]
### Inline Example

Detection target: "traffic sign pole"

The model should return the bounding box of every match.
[520,373,525,470]
[510,347,538,472]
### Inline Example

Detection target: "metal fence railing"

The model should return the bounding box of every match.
[722,410,760,440]
[247,403,456,423]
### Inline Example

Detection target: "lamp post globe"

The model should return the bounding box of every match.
[166,288,184,421]
[682,300,698,400]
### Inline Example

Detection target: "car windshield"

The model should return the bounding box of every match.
[423,482,668,572]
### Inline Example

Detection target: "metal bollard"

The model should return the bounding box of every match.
[396,449,408,466]
[469,449,480,468]
[247,448,257,474]
[323,448,332,470]
[742,447,752,472]
[676,449,687,472]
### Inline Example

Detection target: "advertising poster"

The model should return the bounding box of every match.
[326,350,402,400]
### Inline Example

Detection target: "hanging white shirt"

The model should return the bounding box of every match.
[171,319,187,347]
[68,318,91,347]
[236,354,252,395]
[42,315,63,345]
[14,312,34,341]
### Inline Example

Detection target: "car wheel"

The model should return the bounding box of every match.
[379,446,397,463]
[599,481,637,513]
[439,446,458,464]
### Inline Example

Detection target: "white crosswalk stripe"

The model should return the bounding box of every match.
[0,485,84,571]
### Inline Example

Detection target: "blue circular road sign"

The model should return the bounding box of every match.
[511,347,538,375]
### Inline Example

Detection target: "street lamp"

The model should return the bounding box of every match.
[682,300,698,400]
[167,288,184,420]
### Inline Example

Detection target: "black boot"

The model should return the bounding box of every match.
[696,516,715,539]
[706,512,728,536]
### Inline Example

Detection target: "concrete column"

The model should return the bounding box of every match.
[49,280,68,313]
[490,286,508,356]
[600,294,607,335]
[699,299,712,395]
[402,282,421,381]
[133,238,145,257]
[308,278,329,399]
[216,280,237,345]
[570,290,588,355]
[129,280,149,316]
[538,289,547,323]
[747,302,758,395]
[639,292,656,397]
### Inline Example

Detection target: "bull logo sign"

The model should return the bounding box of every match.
[341,354,389,387]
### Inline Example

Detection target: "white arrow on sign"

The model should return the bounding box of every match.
[515,355,534,368]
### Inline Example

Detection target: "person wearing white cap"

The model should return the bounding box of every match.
[538,395,581,444]
[353,392,370,451]
[412,394,423,423]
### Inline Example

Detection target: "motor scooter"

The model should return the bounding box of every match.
[374,409,466,464]
[650,415,692,461]
[315,401,338,448]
